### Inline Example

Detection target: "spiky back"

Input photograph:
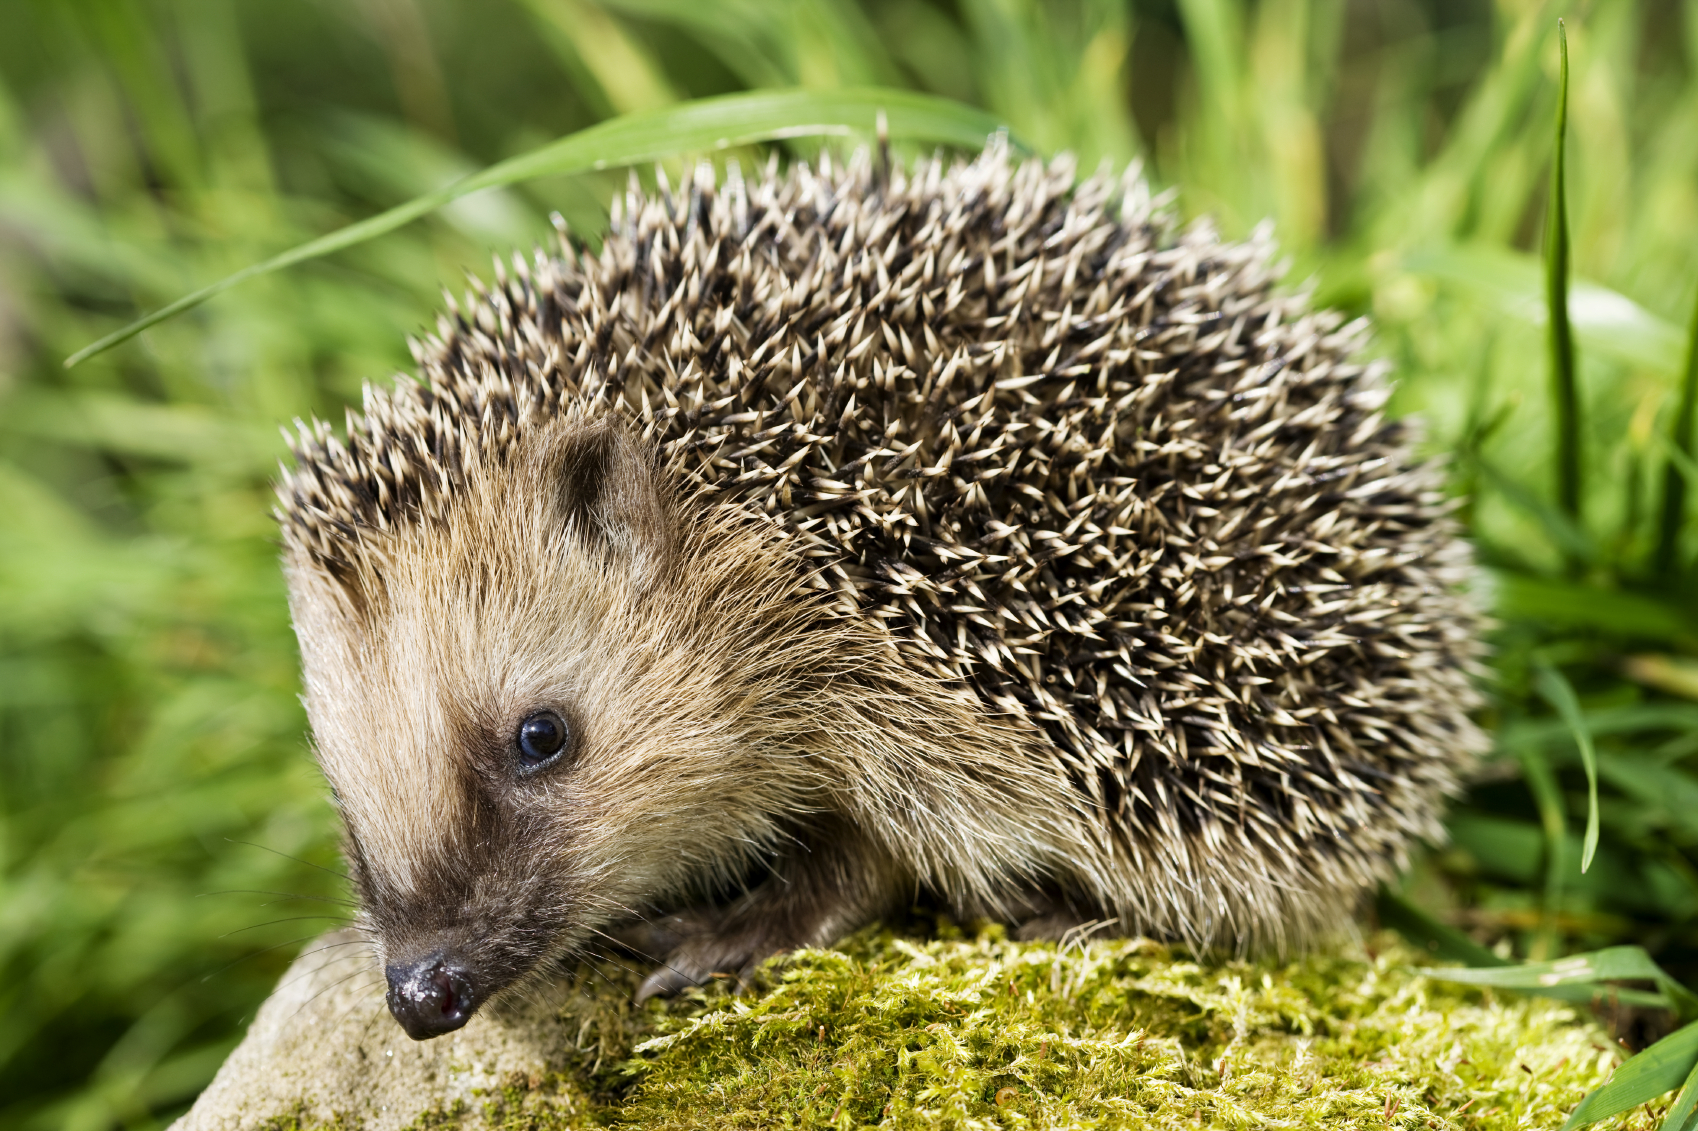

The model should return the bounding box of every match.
[279,144,1478,916]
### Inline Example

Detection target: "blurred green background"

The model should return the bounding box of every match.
[2,0,1697,1126]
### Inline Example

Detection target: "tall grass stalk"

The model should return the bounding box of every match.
[64,88,1010,368]
[1546,19,1581,530]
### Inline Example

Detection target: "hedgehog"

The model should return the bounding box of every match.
[277,141,1481,1041]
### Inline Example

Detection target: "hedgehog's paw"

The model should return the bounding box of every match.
[627,821,900,1002]
[1014,911,1091,941]
[606,908,721,966]
[1009,895,1119,943]
[629,909,791,1003]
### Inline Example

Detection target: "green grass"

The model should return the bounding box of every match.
[2,0,1698,1127]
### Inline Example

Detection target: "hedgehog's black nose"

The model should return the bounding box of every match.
[384,953,478,1040]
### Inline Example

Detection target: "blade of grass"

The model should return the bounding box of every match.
[1492,573,1694,643]
[65,87,1016,368]
[513,0,680,116]
[1620,654,1698,704]
[1547,19,1581,531]
[1597,754,1698,839]
[1669,1065,1698,1131]
[594,0,794,89]
[1429,945,1698,1017]
[1383,894,1677,1008]
[1248,0,1332,249]
[1656,280,1698,578]
[85,0,204,194]
[1367,1,1547,250]
[1562,1020,1698,1130]
[1656,430,1698,487]
[1498,703,1698,747]
[958,0,1138,167]
[1534,658,1601,874]
[1174,0,1248,222]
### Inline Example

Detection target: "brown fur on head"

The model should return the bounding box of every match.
[289,418,811,1001]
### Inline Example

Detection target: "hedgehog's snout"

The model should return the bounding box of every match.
[385,951,479,1040]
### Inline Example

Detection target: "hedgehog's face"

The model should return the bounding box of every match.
[284,420,806,1039]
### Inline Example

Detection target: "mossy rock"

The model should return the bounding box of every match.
[174,924,1635,1131]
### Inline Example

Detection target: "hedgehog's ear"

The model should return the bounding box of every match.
[549,421,676,588]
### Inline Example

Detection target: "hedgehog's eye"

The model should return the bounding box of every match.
[516,711,569,771]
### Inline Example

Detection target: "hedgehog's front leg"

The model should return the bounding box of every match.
[626,816,905,1001]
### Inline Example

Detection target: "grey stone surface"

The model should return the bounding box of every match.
[169,932,601,1130]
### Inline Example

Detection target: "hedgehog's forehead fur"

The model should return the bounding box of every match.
[279,141,1480,954]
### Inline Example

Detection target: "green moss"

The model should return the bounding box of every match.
[255,1102,361,1131]
[401,1101,470,1130]
[606,927,1627,1130]
[285,925,1648,1130]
